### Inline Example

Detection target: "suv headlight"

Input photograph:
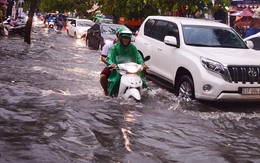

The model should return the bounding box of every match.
[201,57,231,82]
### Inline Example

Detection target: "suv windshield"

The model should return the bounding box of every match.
[183,25,247,48]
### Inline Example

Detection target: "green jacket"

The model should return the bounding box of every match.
[106,42,146,95]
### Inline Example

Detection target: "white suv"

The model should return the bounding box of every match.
[135,16,260,101]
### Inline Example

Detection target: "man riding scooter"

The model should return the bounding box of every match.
[106,27,148,96]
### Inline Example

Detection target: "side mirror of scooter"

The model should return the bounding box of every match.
[144,55,150,62]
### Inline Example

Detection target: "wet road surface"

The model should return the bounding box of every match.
[0,23,260,163]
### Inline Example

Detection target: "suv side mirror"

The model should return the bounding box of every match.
[144,55,150,62]
[164,36,179,48]
[245,40,254,49]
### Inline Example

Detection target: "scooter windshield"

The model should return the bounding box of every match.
[115,55,133,64]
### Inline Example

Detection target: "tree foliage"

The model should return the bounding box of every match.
[37,0,230,19]
[91,0,159,20]
[38,0,94,17]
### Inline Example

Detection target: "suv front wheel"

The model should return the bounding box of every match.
[175,75,195,101]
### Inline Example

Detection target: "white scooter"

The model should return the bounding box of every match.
[116,56,150,101]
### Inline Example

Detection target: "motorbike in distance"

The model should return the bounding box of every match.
[45,16,56,29]
[3,17,26,36]
[56,20,63,31]
[110,56,150,101]
[48,19,55,29]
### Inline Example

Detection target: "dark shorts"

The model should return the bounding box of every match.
[101,67,111,77]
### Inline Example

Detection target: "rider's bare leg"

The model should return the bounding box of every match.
[100,74,108,96]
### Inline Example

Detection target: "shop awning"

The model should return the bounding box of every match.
[230,8,254,17]
[234,16,253,26]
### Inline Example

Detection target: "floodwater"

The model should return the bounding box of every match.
[0,22,259,163]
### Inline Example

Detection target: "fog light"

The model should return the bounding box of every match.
[203,84,212,92]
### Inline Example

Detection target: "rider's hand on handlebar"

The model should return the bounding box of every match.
[142,64,148,70]
[108,64,117,69]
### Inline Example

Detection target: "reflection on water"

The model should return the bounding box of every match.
[74,38,87,47]
[0,25,259,163]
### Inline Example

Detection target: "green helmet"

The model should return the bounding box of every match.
[116,26,132,39]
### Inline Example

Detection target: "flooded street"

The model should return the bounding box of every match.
[0,23,260,163]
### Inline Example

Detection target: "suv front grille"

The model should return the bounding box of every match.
[228,66,260,84]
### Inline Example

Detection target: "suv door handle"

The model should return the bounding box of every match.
[144,43,148,45]
[157,48,162,51]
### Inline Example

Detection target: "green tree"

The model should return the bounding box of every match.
[37,0,230,20]
[39,0,93,17]
[92,0,160,21]
[92,0,230,20]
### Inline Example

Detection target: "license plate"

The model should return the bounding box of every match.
[241,87,260,95]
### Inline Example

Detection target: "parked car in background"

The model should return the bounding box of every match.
[135,16,260,101]
[243,32,260,50]
[86,23,128,50]
[93,16,113,24]
[67,19,94,39]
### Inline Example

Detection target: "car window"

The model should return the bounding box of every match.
[71,20,76,25]
[77,20,94,27]
[165,23,180,45]
[248,37,260,50]
[144,19,155,36]
[150,20,168,41]
[183,25,247,48]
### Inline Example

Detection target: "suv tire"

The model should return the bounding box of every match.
[175,75,195,101]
